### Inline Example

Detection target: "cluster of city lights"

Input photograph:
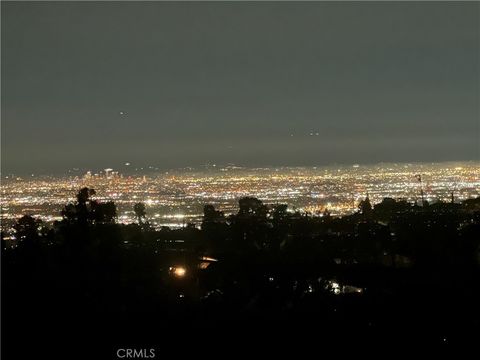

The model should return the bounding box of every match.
[1,162,479,231]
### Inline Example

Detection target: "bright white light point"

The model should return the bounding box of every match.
[125,162,130,166]
[119,111,124,115]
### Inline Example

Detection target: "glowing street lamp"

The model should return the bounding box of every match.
[169,266,186,278]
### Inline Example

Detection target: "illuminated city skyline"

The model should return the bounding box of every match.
[2,161,479,231]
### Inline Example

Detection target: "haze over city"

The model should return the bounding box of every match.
[2,2,479,175]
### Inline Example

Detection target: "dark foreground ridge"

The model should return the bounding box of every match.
[2,188,480,357]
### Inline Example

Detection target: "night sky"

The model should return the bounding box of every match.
[2,2,478,175]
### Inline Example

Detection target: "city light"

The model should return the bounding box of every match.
[169,266,186,278]
[1,162,479,232]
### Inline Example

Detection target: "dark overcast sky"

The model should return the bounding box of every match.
[2,2,479,175]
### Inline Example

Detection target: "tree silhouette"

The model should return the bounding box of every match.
[14,215,42,248]
[201,204,227,252]
[271,204,288,223]
[230,197,269,250]
[59,187,120,238]
[373,197,410,222]
[91,201,117,224]
[1,231,7,252]
[358,195,372,217]
[61,187,97,225]
[134,203,147,224]
[238,197,268,218]
[202,205,225,225]
[77,187,96,205]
